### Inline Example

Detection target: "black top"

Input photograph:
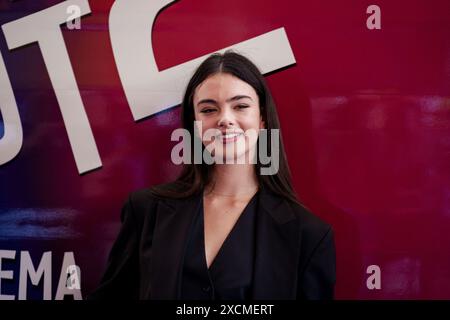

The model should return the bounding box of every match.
[180,192,258,300]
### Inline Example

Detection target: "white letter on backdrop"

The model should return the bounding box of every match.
[2,0,102,174]
[109,0,297,121]
[0,51,23,166]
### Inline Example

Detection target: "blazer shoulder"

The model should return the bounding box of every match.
[287,201,335,279]
[287,200,333,239]
[123,187,161,225]
[127,188,156,209]
[127,181,179,204]
[125,181,184,218]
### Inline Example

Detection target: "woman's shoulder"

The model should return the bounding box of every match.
[291,202,330,228]
[260,187,332,234]
[126,181,188,208]
[121,182,183,224]
[280,198,335,257]
[280,196,333,241]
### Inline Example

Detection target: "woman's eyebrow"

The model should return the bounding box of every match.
[197,95,253,106]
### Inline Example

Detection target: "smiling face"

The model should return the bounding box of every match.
[193,72,265,163]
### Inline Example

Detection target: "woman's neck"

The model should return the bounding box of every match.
[206,164,259,197]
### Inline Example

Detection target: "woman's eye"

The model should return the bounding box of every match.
[236,104,249,109]
[200,108,215,114]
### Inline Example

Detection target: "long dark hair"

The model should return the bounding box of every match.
[150,50,300,205]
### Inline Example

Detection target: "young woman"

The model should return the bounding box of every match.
[89,51,336,300]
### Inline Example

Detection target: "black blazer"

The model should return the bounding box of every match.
[89,184,336,300]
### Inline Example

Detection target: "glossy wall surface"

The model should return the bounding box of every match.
[0,0,449,299]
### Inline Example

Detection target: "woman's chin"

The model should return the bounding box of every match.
[213,152,249,164]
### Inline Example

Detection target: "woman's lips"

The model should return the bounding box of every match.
[217,132,244,144]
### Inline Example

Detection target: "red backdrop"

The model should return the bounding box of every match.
[0,0,449,299]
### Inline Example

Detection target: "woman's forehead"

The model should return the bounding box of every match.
[194,73,257,103]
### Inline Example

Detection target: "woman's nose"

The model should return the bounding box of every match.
[217,109,235,127]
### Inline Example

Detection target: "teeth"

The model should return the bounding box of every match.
[220,133,242,139]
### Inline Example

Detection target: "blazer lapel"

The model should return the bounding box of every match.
[251,189,301,299]
[148,193,202,299]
